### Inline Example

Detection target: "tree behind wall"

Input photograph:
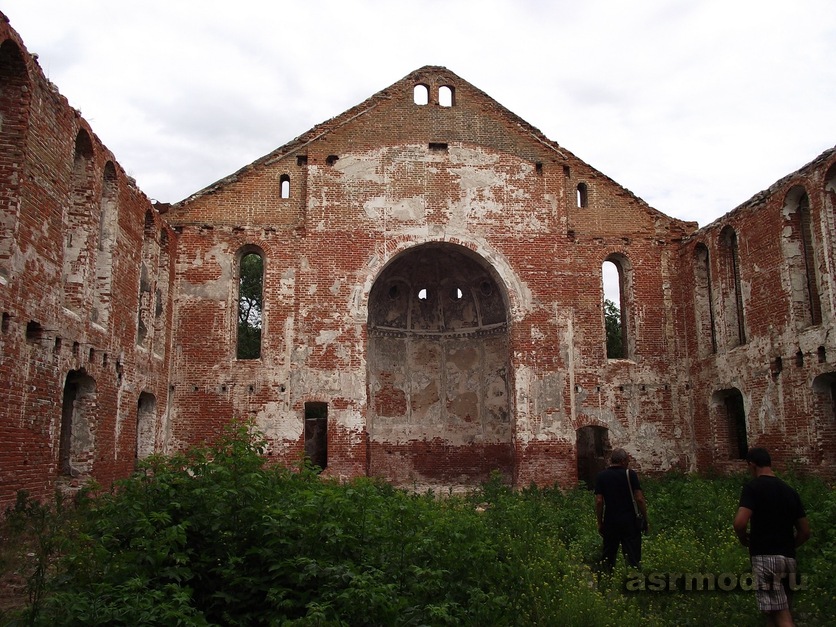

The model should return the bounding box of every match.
[605,298,623,358]
[237,253,263,359]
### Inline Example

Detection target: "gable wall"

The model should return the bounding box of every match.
[167,69,695,489]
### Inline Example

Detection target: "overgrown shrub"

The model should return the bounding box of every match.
[1,424,833,626]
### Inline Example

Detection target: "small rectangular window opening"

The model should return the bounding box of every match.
[25,321,44,343]
[428,142,448,152]
[577,183,589,208]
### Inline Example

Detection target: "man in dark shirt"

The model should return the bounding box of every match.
[594,448,648,569]
[733,447,810,627]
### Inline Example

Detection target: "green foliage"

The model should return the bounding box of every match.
[604,298,623,358]
[3,426,834,626]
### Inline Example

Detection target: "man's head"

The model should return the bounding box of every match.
[746,447,772,468]
[610,448,629,466]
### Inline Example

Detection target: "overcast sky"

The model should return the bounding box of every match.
[3,0,835,228]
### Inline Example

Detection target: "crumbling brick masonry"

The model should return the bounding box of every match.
[1,12,834,507]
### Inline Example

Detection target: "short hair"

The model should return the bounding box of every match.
[610,448,629,464]
[746,447,771,468]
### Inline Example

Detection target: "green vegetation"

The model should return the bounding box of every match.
[604,298,623,359]
[2,424,833,626]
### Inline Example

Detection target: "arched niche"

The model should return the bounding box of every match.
[366,242,512,486]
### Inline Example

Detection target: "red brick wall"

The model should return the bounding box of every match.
[2,12,835,507]
[0,16,173,508]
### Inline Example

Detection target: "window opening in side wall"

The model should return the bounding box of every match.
[304,401,328,471]
[60,369,97,477]
[0,40,29,281]
[280,174,290,199]
[693,244,717,356]
[62,131,96,315]
[136,392,156,461]
[798,192,822,325]
[237,249,264,359]
[92,162,118,327]
[719,227,746,348]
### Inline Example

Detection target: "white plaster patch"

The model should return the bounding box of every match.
[335,155,384,183]
[390,196,425,220]
[455,166,504,191]
[256,402,302,441]
[448,146,500,166]
[180,243,231,300]
[316,329,341,346]
[363,197,384,220]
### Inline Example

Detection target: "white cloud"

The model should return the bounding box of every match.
[3,0,835,226]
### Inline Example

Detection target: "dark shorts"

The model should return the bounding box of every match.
[751,554,797,612]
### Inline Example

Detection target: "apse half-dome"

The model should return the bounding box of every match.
[368,243,507,336]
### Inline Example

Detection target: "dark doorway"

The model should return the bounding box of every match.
[724,391,748,460]
[576,425,610,488]
[304,402,328,471]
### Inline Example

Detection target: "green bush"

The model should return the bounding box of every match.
[2,424,833,626]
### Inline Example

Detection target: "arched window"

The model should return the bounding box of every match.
[0,40,30,281]
[136,210,156,348]
[280,174,290,199]
[783,186,821,328]
[693,244,717,356]
[237,248,264,359]
[413,84,429,106]
[63,130,96,314]
[438,85,454,107]
[153,229,171,358]
[92,162,118,326]
[60,370,97,476]
[577,183,589,208]
[812,372,836,466]
[602,256,630,359]
[719,226,745,348]
[136,392,157,460]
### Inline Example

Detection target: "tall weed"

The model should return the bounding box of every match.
[2,425,833,626]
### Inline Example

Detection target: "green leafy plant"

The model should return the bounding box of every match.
[3,423,833,626]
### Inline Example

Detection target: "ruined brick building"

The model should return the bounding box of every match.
[1,13,834,507]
